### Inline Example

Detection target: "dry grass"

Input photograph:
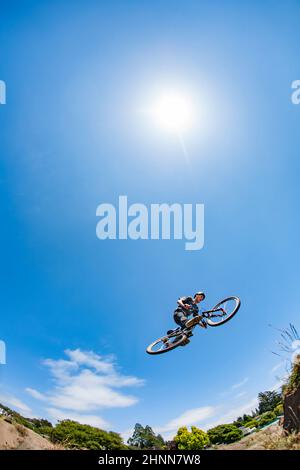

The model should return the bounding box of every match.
[15,424,28,438]
[262,432,300,450]
[0,418,61,450]
[217,424,300,450]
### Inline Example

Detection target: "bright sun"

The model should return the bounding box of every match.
[150,91,194,133]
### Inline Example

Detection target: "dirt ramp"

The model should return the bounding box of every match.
[0,419,57,450]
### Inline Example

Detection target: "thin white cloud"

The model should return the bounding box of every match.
[25,388,47,401]
[65,349,115,374]
[234,391,247,399]
[202,397,259,431]
[155,406,216,436]
[231,377,249,390]
[152,396,259,441]
[46,407,110,429]
[218,377,250,398]
[270,362,284,374]
[0,393,33,416]
[25,349,144,428]
[270,373,289,391]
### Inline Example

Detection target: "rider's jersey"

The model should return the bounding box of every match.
[176,296,199,316]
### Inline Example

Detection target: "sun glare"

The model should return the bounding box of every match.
[150,91,194,133]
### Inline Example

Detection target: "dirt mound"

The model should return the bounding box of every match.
[283,355,300,433]
[0,418,59,450]
[217,423,300,450]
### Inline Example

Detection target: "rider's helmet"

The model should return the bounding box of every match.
[194,291,205,300]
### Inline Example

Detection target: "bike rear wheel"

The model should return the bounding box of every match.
[206,296,240,327]
[146,332,187,355]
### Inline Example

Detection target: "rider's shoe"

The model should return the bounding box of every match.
[181,338,190,346]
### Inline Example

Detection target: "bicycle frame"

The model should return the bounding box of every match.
[163,308,228,343]
[184,309,225,329]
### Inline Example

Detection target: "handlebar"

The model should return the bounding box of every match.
[202,307,226,317]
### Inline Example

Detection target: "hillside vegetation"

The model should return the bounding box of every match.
[0,417,60,450]
[0,404,125,450]
[0,353,299,450]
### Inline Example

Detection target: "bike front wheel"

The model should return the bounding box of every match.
[206,296,241,327]
[146,332,187,355]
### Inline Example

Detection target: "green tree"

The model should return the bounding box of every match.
[127,423,165,449]
[174,426,209,450]
[257,391,282,414]
[35,426,53,437]
[207,424,243,444]
[233,416,243,427]
[233,414,253,427]
[29,418,53,429]
[242,414,252,423]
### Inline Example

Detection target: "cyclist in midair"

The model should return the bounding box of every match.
[174,292,207,329]
[147,293,241,354]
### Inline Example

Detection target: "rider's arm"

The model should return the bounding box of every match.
[177,297,191,309]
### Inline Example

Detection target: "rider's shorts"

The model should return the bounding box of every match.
[173,309,188,328]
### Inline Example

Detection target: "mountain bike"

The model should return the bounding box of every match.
[146,296,241,355]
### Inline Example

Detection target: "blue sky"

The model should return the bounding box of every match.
[0,0,300,439]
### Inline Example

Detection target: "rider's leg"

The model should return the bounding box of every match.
[173,310,188,328]
[173,310,193,344]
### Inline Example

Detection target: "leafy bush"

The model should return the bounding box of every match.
[174,426,210,450]
[244,419,258,429]
[233,414,256,427]
[49,420,126,450]
[35,426,54,438]
[274,403,284,415]
[257,411,276,427]
[207,424,243,444]
[28,418,53,428]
